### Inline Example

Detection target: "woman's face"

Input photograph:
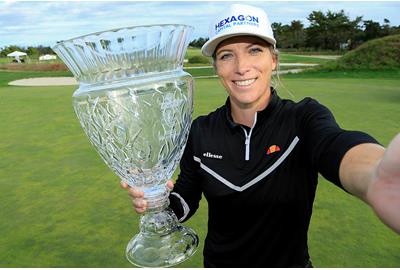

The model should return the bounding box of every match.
[214,36,277,110]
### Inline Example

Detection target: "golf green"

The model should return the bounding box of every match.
[0,73,399,267]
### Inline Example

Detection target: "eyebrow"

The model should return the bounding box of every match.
[215,49,231,55]
[246,42,267,48]
[216,42,265,55]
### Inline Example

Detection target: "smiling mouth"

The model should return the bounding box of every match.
[233,78,256,87]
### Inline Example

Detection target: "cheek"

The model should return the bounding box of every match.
[215,64,228,77]
[215,69,231,91]
[219,78,233,95]
[258,59,275,75]
[215,67,232,84]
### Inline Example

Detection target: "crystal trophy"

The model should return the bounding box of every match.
[53,24,198,267]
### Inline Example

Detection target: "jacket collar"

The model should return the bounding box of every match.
[225,87,280,129]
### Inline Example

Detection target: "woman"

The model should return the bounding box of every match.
[122,4,400,267]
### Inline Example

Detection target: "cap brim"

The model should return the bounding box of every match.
[201,32,276,57]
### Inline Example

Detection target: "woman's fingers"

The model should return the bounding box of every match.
[129,187,144,199]
[133,198,148,213]
[120,181,144,198]
[121,180,174,214]
[166,180,174,190]
[120,181,129,189]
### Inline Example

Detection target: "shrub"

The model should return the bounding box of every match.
[317,34,400,71]
[188,55,210,64]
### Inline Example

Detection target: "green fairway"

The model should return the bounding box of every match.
[0,71,399,267]
[0,70,71,87]
[186,47,205,59]
[279,53,333,64]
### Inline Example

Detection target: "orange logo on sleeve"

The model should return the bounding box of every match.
[266,145,281,155]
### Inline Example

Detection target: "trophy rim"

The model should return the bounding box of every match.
[53,23,194,49]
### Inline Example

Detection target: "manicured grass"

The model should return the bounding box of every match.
[279,53,332,64]
[186,47,204,59]
[0,70,399,267]
[0,70,71,86]
[0,57,12,63]
[285,68,400,79]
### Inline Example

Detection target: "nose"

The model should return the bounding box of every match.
[234,55,251,75]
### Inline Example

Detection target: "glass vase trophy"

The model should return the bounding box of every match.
[53,24,198,267]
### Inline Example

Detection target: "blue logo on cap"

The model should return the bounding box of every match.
[215,14,259,34]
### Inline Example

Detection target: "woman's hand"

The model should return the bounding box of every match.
[120,181,174,214]
[340,133,400,234]
[367,133,400,233]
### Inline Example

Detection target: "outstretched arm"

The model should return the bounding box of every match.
[339,134,400,234]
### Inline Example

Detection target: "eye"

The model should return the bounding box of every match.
[219,52,233,61]
[249,47,263,55]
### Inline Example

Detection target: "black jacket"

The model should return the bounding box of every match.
[169,89,378,267]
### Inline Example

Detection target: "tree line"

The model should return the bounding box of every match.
[2,9,399,57]
[189,9,400,51]
[0,45,53,57]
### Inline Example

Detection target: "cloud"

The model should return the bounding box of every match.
[1,1,400,48]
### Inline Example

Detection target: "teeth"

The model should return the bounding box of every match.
[234,79,255,86]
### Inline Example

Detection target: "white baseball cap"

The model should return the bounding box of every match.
[201,4,276,57]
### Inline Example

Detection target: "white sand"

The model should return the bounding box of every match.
[8,77,78,86]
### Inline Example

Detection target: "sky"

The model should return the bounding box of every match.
[1,1,400,49]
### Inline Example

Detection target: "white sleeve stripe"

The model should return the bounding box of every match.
[170,192,190,222]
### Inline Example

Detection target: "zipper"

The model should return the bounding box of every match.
[241,113,258,161]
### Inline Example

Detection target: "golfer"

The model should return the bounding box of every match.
[122,4,400,267]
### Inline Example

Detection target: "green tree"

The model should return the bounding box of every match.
[306,10,362,50]
[37,45,53,55]
[0,45,26,57]
[27,46,39,57]
[382,18,391,36]
[363,20,383,41]
[272,21,306,49]
[306,11,328,50]
[189,37,209,48]
[360,19,400,43]
[288,20,306,49]
[272,22,284,47]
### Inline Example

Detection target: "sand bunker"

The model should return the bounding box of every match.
[8,77,78,86]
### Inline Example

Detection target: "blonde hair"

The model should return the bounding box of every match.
[270,46,281,89]
[271,47,295,99]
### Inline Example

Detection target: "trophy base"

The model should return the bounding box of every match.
[125,208,198,267]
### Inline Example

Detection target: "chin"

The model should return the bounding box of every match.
[234,97,259,107]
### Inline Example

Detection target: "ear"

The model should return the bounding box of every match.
[271,54,277,71]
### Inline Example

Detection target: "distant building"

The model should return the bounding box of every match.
[39,54,57,61]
